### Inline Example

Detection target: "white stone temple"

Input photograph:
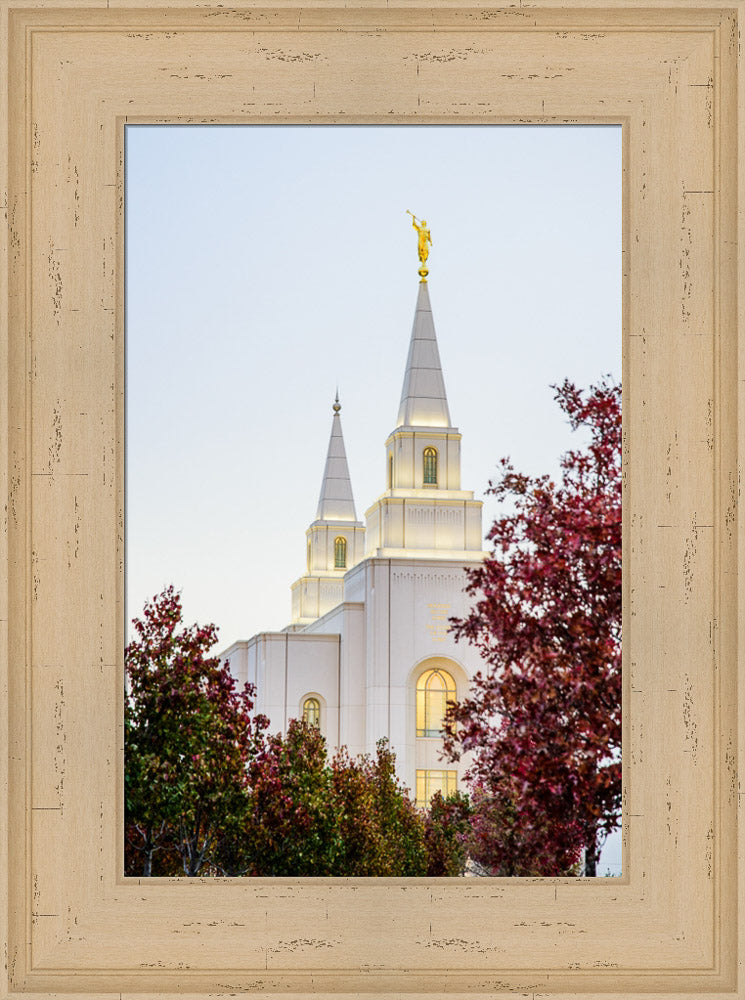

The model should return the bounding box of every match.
[223,279,489,804]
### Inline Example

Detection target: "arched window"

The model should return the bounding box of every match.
[334,536,347,568]
[416,667,456,737]
[423,446,438,485]
[388,453,394,489]
[302,697,320,728]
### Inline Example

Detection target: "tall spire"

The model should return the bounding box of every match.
[396,282,452,428]
[315,394,358,521]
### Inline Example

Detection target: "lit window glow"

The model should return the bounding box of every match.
[416,667,456,737]
[334,536,347,568]
[423,447,438,485]
[302,696,320,727]
[416,768,457,806]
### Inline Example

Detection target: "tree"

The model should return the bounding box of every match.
[348,738,428,876]
[328,739,427,876]
[242,719,340,876]
[125,585,268,876]
[444,379,621,876]
[242,721,430,876]
[422,790,473,876]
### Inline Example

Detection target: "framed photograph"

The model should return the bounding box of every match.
[2,2,742,997]
[124,122,623,882]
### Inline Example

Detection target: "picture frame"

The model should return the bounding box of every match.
[1,2,742,997]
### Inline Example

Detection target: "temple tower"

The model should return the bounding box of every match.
[365,281,484,559]
[290,395,365,624]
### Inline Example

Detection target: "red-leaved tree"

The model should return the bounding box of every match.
[444,379,621,876]
[125,585,268,876]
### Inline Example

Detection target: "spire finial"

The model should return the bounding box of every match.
[333,389,341,414]
[406,210,432,282]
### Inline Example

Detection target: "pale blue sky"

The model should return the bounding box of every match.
[125,124,623,873]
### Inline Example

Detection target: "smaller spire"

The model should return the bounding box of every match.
[315,393,358,522]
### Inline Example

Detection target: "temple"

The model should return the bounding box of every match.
[222,279,488,803]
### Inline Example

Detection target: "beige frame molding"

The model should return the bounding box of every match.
[1,2,743,997]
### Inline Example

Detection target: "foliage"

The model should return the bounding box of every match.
[241,719,339,876]
[422,790,473,876]
[242,721,429,876]
[464,784,583,877]
[124,589,471,878]
[127,587,529,878]
[346,738,428,876]
[125,585,268,876]
[123,818,182,876]
[445,379,622,876]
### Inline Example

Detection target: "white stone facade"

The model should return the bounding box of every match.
[222,281,488,800]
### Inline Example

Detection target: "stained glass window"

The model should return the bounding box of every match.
[416,667,456,737]
[423,446,438,485]
[334,536,347,568]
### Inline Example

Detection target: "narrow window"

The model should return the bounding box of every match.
[415,768,457,807]
[307,538,311,572]
[302,697,320,727]
[423,446,438,485]
[416,668,456,737]
[388,452,394,489]
[334,535,347,568]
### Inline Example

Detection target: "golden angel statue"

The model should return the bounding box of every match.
[407,211,432,280]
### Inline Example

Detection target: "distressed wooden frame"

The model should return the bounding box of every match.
[1,1,743,997]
